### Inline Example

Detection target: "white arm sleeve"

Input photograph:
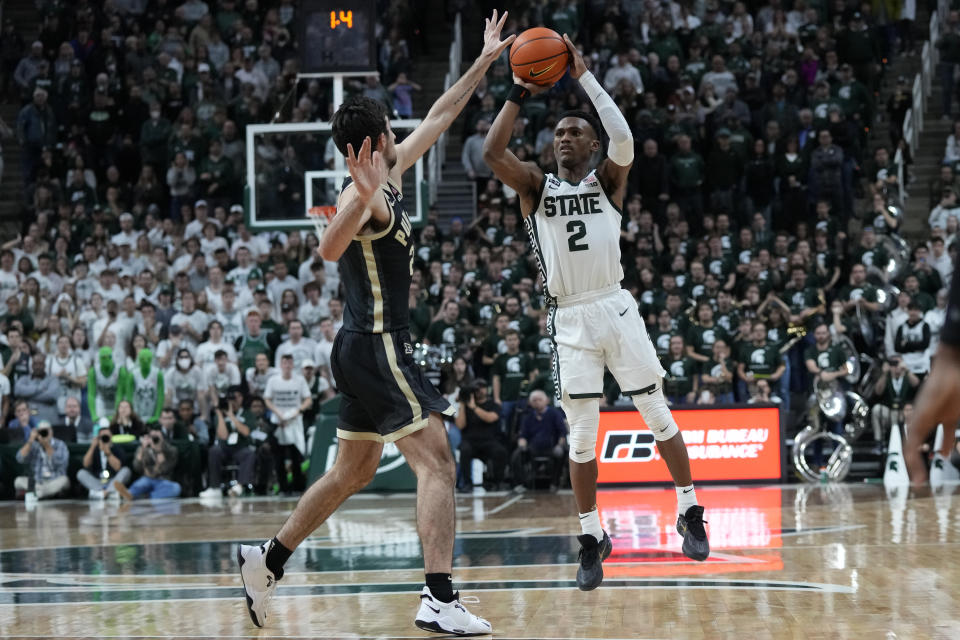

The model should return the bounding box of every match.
[578,71,634,167]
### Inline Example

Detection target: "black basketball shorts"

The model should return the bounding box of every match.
[331,328,454,442]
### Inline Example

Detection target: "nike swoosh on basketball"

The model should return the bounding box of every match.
[529,63,556,78]
[619,308,629,316]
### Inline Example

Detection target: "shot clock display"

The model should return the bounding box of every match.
[298,0,377,73]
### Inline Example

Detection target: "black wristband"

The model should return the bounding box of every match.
[507,84,529,105]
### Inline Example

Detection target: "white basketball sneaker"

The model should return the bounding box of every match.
[237,540,279,628]
[414,586,492,636]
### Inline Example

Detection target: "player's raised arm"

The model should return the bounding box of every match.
[393,10,515,174]
[319,137,387,262]
[482,78,548,218]
[563,34,633,204]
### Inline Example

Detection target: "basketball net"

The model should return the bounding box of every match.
[308,206,337,242]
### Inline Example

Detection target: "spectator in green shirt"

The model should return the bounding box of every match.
[686,301,730,363]
[737,322,785,400]
[700,339,735,404]
[492,330,537,434]
[663,335,699,406]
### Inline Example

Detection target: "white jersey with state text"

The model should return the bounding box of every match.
[526,170,624,301]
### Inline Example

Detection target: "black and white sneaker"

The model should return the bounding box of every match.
[676,505,710,561]
[237,540,280,628]
[576,531,612,591]
[414,586,492,636]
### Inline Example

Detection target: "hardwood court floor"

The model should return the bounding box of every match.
[0,483,958,640]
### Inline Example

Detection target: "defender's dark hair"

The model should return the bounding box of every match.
[331,96,389,157]
[557,110,603,143]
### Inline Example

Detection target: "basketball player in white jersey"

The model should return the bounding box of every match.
[483,36,709,590]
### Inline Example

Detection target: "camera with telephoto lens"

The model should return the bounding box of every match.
[218,396,230,412]
[151,435,160,445]
[100,433,111,444]
[37,428,50,438]
[458,384,474,404]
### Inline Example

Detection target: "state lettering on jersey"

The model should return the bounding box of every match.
[542,194,604,218]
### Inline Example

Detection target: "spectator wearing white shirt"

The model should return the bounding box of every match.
[231,222,269,260]
[184,200,217,239]
[227,245,256,284]
[944,120,960,165]
[0,249,20,315]
[266,261,301,307]
[96,269,125,303]
[204,266,227,313]
[700,55,738,100]
[171,237,202,276]
[925,288,948,352]
[929,235,953,284]
[156,325,196,370]
[884,290,911,357]
[300,282,330,340]
[196,320,239,366]
[234,54,270,101]
[327,297,344,332]
[200,221,229,258]
[215,288,245,345]
[245,351,277,398]
[29,254,62,298]
[133,269,161,305]
[313,318,336,388]
[111,212,141,247]
[929,187,960,231]
[204,349,241,402]
[274,320,317,369]
[109,241,147,278]
[603,52,644,94]
[169,290,209,348]
[263,354,312,492]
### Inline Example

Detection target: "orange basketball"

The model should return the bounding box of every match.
[509,27,569,86]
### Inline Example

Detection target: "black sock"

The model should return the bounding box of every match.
[265,537,293,580]
[425,572,454,603]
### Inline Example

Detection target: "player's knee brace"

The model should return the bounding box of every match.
[564,396,601,463]
[631,386,680,441]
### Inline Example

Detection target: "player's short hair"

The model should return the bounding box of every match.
[331,96,389,158]
[557,110,603,142]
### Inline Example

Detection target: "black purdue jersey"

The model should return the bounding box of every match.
[338,177,415,333]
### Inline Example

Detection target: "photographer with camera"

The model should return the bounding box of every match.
[76,425,132,499]
[455,379,507,491]
[14,420,70,500]
[200,393,256,498]
[128,425,181,499]
[871,356,920,442]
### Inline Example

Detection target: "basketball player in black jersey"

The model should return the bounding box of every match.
[237,12,514,636]
[905,255,960,484]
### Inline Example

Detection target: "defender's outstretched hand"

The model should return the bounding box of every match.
[345,137,386,203]
[480,10,515,64]
[563,34,587,80]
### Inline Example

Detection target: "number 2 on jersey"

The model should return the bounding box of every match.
[566,220,589,251]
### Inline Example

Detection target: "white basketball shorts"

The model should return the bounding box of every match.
[547,285,666,401]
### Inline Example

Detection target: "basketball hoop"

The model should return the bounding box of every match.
[308,206,337,241]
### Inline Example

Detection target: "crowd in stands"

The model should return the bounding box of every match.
[0,0,951,499]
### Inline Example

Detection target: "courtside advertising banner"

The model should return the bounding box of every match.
[597,406,781,484]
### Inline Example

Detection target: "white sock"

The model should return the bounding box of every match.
[676,485,697,515]
[578,508,603,542]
